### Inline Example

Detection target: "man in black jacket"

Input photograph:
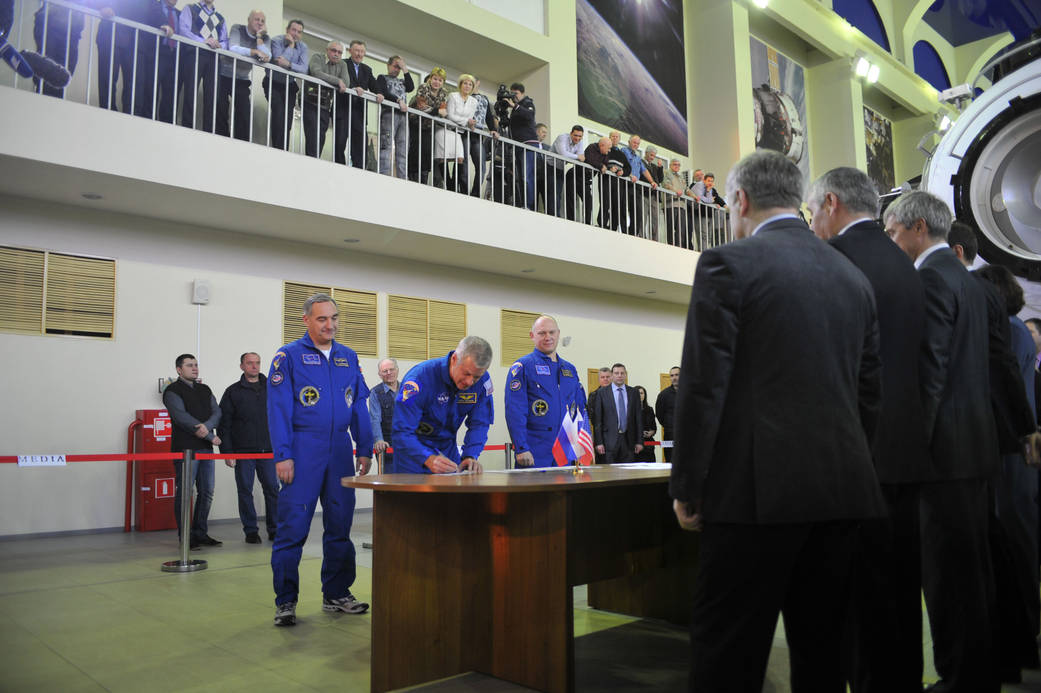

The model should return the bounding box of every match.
[885,190,999,693]
[343,39,383,168]
[654,366,679,463]
[163,353,222,549]
[671,151,885,692]
[219,352,276,544]
[808,167,929,692]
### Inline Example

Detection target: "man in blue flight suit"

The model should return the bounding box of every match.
[267,293,373,627]
[504,315,588,467]
[392,336,495,474]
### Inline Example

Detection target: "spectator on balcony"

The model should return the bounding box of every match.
[95,0,170,116]
[507,82,537,210]
[408,68,448,185]
[530,123,557,215]
[579,136,611,225]
[302,41,348,159]
[342,40,382,168]
[154,0,182,124]
[178,0,228,133]
[435,73,478,192]
[662,158,697,248]
[31,0,87,98]
[265,19,308,151]
[602,136,631,231]
[643,146,664,241]
[374,55,414,178]
[467,79,497,198]
[621,134,658,237]
[217,10,270,141]
[553,124,585,221]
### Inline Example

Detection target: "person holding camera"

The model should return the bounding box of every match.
[507,82,538,210]
[217,10,270,141]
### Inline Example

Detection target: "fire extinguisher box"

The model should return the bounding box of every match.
[135,409,177,531]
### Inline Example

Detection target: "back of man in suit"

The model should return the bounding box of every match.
[593,363,642,463]
[885,190,999,693]
[808,167,930,693]
[670,151,886,692]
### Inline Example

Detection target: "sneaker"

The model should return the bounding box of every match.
[274,602,296,627]
[322,592,369,614]
[245,533,261,544]
[198,535,222,546]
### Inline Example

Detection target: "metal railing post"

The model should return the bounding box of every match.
[505,442,513,470]
[162,449,207,573]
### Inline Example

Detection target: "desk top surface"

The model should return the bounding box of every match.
[344,464,672,493]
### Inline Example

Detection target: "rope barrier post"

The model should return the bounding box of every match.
[505,442,513,470]
[162,449,207,573]
[361,449,381,551]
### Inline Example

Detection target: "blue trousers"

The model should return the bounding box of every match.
[271,432,357,606]
[173,458,214,541]
[234,459,279,537]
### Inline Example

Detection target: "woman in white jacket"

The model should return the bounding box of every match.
[434,73,478,192]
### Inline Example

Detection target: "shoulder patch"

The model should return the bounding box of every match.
[509,361,523,377]
[510,379,522,391]
[302,353,321,365]
[270,372,284,386]
[272,351,287,371]
[484,379,494,395]
[401,380,420,401]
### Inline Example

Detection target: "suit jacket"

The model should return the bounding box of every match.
[345,59,377,92]
[829,220,931,484]
[669,217,885,524]
[917,247,998,480]
[972,273,1036,454]
[593,383,641,453]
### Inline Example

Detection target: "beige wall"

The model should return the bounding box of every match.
[0,196,686,536]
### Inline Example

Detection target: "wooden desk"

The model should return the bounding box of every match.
[346,466,699,693]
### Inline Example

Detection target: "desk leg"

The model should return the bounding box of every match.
[370,490,572,693]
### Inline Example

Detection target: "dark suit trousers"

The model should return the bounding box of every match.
[689,521,856,693]
[346,93,366,167]
[605,434,633,464]
[920,478,997,693]
[216,75,251,141]
[845,483,922,693]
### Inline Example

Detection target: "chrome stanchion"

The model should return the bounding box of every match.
[361,449,381,551]
[505,442,513,470]
[162,449,207,573]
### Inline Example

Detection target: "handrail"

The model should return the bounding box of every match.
[972,35,1041,92]
[14,0,732,250]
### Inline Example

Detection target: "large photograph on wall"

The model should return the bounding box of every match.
[749,36,808,180]
[576,0,688,155]
[864,106,895,195]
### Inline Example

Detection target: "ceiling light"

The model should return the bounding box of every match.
[854,56,870,78]
[752,0,769,7]
[866,64,880,83]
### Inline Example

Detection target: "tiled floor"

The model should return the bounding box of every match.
[2,513,1040,692]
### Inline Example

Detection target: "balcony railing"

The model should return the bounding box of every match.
[2,0,731,251]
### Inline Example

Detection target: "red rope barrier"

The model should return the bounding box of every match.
[2,446,516,463]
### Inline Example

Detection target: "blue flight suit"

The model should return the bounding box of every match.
[392,351,494,474]
[267,332,373,607]
[504,349,587,467]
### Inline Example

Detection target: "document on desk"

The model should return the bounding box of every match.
[612,462,672,469]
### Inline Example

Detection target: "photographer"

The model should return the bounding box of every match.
[507,83,538,210]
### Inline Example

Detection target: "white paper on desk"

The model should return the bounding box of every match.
[504,465,577,473]
[612,462,672,469]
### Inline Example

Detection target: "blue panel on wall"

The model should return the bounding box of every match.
[832,0,891,52]
[913,40,952,91]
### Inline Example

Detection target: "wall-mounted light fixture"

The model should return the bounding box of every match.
[853,51,880,84]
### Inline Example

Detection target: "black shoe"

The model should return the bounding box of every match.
[245,533,261,544]
[197,535,222,546]
[189,538,201,550]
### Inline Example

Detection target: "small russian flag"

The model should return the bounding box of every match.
[552,404,594,466]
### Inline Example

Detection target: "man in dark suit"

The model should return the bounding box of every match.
[342,39,382,168]
[592,363,642,463]
[884,190,999,693]
[808,167,929,693]
[587,367,611,464]
[670,150,886,692]
[655,366,679,463]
